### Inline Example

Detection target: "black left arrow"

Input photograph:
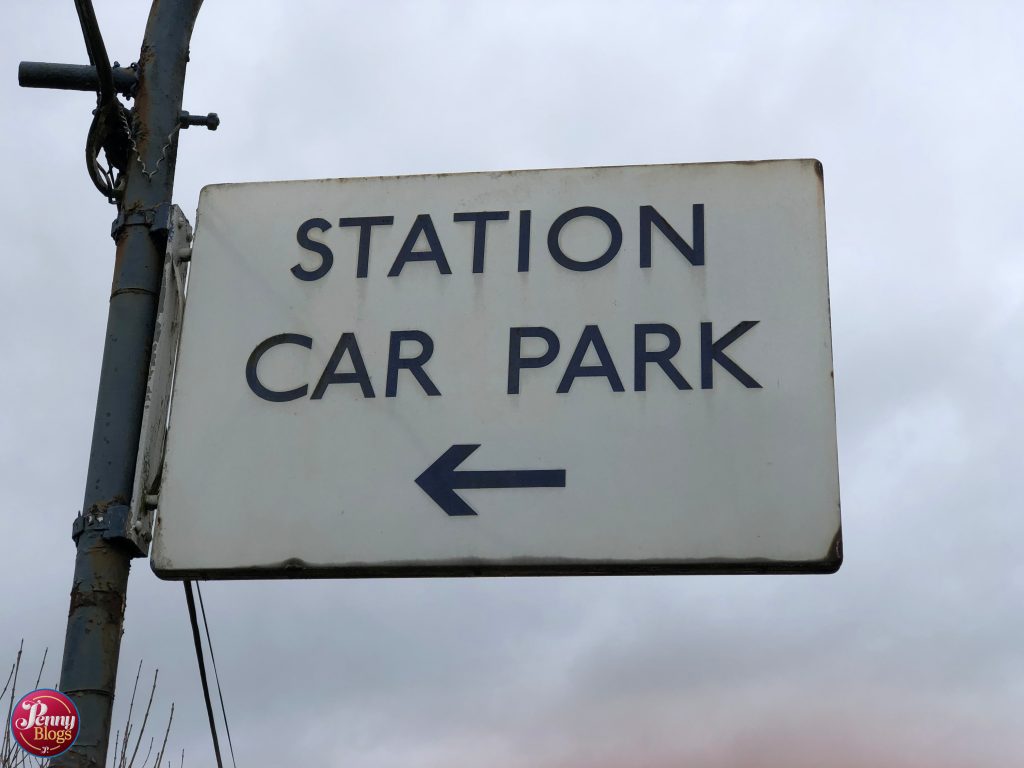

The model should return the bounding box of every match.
[415,444,567,517]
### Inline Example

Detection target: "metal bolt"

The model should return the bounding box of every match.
[179,110,219,130]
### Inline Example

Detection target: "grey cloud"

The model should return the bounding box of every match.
[4,2,1024,766]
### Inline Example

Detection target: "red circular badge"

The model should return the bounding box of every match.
[9,689,80,758]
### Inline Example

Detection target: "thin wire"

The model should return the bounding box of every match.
[184,581,224,768]
[119,107,182,181]
[74,0,114,107]
[85,113,117,200]
[196,584,238,768]
[75,0,127,203]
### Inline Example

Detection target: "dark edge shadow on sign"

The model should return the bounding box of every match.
[150,526,843,581]
[196,158,822,196]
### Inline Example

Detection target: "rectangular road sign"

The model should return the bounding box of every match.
[151,160,841,578]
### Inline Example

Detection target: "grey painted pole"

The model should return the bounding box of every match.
[17,61,139,95]
[50,2,204,766]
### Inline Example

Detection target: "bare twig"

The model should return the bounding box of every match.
[2,641,24,765]
[1,661,14,701]
[120,660,143,768]
[141,736,156,768]
[0,642,55,768]
[30,649,47,692]
[151,703,174,768]
[1,653,180,768]
[126,669,158,767]
[0,664,13,768]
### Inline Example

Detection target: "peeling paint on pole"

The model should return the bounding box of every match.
[127,205,191,555]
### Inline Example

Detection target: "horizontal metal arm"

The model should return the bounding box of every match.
[18,61,137,95]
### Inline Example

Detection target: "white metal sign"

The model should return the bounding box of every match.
[151,160,841,578]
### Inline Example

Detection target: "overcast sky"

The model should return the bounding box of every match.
[3,1,1024,766]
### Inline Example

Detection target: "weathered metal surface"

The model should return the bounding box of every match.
[126,205,190,556]
[17,61,138,95]
[152,159,841,580]
[178,110,220,130]
[51,2,205,767]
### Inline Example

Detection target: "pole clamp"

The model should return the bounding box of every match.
[110,201,173,240]
[72,504,146,556]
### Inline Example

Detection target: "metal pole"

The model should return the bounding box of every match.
[52,2,203,765]
[18,62,138,95]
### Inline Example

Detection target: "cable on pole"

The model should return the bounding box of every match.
[196,583,238,768]
[75,0,131,203]
[184,581,225,768]
[74,0,115,106]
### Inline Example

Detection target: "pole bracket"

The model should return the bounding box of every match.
[71,504,145,555]
[124,206,192,557]
[111,201,173,240]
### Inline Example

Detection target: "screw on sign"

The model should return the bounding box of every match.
[9,689,80,758]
